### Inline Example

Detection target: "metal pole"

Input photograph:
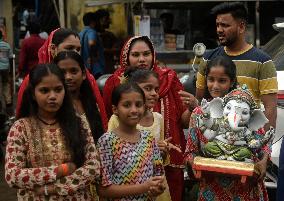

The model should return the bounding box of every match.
[59,0,65,27]
[255,1,260,48]
[12,54,15,95]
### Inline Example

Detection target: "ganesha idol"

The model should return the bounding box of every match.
[192,85,275,182]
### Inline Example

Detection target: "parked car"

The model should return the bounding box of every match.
[262,22,284,200]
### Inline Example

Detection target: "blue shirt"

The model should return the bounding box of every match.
[79,26,105,75]
[0,40,13,70]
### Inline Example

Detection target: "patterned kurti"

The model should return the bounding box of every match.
[107,113,171,201]
[5,117,101,201]
[184,107,270,201]
[98,130,164,201]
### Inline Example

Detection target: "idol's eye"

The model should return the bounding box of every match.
[242,110,249,115]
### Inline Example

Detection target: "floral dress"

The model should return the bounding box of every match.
[184,107,271,201]
[5,116,100,201]
[97,130,164,201]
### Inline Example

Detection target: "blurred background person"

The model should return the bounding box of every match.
[18,19,46,78]
[0,30,13,114]
[80,12,105,79]
[95,9,120,74]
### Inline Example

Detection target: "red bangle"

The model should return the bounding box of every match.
[61,164,69,176]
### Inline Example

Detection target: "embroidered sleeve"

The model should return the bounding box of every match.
[5,120,58,189]
[97,133,114,187]
[152,137,164,176]
[53,131,101,196]
[107,114,119,132]
[157,113,170,166]
[184,109,205,163]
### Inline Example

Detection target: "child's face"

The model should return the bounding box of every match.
[113,91,145,127]
[206,65,233,98]
[137,75,159,109]
[57,58,86,93]
[34,74,65,117]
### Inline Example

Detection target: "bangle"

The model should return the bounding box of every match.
[44,185,48,196]
[61,163,69,176]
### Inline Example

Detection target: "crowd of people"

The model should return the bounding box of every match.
[1,2,283,201]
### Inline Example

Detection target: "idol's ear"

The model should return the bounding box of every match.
[208,97,224,118]
[248,109,269,131]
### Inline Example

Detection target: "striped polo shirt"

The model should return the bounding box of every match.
[196,46,278,102]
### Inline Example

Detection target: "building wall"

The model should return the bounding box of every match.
[67,0,127,38]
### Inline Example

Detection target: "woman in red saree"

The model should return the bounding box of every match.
[16,28,108,131]
[103,35,192,201]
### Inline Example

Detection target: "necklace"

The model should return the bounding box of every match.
[224,44,253,56]
[37,116,57,126]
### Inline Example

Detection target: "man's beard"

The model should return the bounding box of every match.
[219,33,238,47]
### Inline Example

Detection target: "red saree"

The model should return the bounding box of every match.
[16,28,108,131]
[103,36,186,201]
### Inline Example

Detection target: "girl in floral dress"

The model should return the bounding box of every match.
[5,64,100,201]
[98,82,165,200]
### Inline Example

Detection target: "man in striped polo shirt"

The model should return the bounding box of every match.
[196,2,278,131]
[195,2,278,180]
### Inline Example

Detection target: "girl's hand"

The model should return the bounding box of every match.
[161,137,182,153]
[178,90,198,112]
[34,185,56,196]
[144,176,164,190]
[157,137,171,157]
[145,176,165,197]
[254,156,268,181]
[34,186,44,195]
[57,162,77,178]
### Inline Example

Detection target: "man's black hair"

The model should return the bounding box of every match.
[0,31,2,39]
[82,12,96,26]
[211,2,248,24]
[27,19,41,34]
[94,9,110,20]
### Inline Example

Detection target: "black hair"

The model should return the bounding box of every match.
[19,63,86,167]
[124,68,159,84]
[27,19,41,34]
[160,13,174,20]
[53,51,104,142]
[52,28,79,46]
[211,2,248,24]
[82,12,96,26]
[0,31,3,39]
[127,36,154,67]
[112,82,146,107]
[94,9,110,20]
[204,56,238,99]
